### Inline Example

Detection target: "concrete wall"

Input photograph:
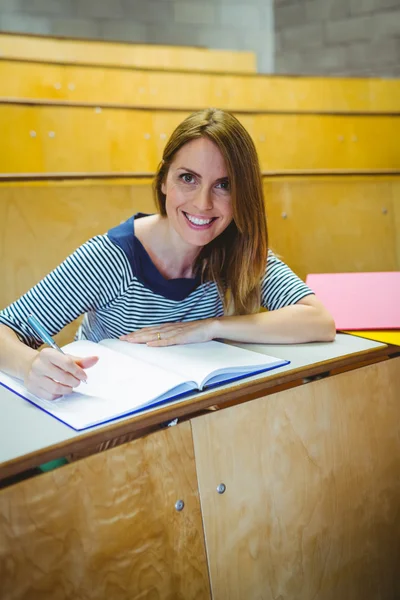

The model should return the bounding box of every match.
[274,0,400,77]
[0,0,274,72]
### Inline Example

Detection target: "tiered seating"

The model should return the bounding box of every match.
[1,33,399,318]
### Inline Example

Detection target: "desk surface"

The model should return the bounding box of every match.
[0,334,390,478]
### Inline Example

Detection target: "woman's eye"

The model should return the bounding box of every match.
[217,180,230,191]
[180,173,195,184]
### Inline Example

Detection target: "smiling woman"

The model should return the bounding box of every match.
[0,108,335,401]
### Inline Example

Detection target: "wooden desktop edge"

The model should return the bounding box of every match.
[0,343,398,481]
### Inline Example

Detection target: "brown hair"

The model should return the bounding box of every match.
[153,108,268,315]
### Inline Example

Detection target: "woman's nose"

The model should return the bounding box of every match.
[193,187,213,211]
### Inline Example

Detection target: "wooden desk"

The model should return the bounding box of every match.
[0,335,399,600]
[0,334,393,480]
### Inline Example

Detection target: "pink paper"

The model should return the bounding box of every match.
[306,272,400,330]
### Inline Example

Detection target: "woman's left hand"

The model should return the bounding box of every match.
[120,319,216,347]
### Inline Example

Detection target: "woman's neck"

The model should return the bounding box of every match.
[135,215,201,280]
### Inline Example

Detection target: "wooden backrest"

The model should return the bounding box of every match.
[0,33,256,73]
[1,177,399,314]
[1,105,399,175]
[1,60,400,112]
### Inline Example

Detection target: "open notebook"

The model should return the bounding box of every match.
[0,339,289,431]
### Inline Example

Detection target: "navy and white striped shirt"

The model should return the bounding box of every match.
[0,214,313,349]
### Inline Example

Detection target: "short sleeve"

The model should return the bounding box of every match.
[261,251,314,311]
[0,235,131,348]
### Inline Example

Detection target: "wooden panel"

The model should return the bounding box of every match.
[0,181,155,308]
[0,33,256,73]
[0,421,210,600]
[1,177,398,313]
[1,105,399,174]
[192,358,400,600]
[1,61,400,112]
[265,177,400,279]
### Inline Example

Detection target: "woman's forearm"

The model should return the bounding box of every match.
[211,302,336,344]
[0,325,38,379]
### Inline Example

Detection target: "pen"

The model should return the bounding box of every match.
[27,314,88,384]
[27,314,65,353]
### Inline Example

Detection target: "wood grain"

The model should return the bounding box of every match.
[0,33,256,73]
[0,181,155,309]
[192,357,400,600]
[0,421,210,600]
[1,105,400,175]
[1,177,399,314]
[266,176,400,279]
[1,60,400,112]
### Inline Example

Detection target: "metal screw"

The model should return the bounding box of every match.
[175,500,184,511]
[217,483,226,494]
[68,83,75,91]
[54,83,61,90]
[144,133,151,139]
[281,212,287,219]
[30,130,37,138]
[160,133,167,140]
[49,131,55,138]
[259,135,266,142]
[338,135,344,142]
[95,107,102,114]
[382,207,388,215]
[351,135,358,142]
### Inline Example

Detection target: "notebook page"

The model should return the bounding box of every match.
[0,341,193,430]
[101,339,284,388]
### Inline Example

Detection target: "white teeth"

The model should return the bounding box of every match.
[186,214,213,226]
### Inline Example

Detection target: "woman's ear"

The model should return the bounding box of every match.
[161,180,166,195]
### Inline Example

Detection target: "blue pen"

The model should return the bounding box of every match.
[27,314,65,353]
[27,314,88,384]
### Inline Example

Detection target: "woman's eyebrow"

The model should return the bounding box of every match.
[177,167,229,183]
[177,166,202,177]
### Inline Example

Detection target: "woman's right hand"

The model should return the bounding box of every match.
[24,348,99,400]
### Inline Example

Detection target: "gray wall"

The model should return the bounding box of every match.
[274,0,400,77]
[0,0,274,72]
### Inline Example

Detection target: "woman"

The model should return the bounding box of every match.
[0,108,335,400]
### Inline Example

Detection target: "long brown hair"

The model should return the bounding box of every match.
[153,108,268,315]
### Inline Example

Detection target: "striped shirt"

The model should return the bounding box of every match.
[0,214,313,349]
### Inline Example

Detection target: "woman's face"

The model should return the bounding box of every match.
[161,137,233,249]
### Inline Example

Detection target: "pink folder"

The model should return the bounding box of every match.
[305,272,400,330]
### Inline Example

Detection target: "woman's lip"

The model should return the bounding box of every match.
[183,211,216,220]
[182,212,217,228]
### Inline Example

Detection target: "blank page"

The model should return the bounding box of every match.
[102,339,286,389]
[0,341,191,430]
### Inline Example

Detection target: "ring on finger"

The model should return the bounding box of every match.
[157,332,162,341]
